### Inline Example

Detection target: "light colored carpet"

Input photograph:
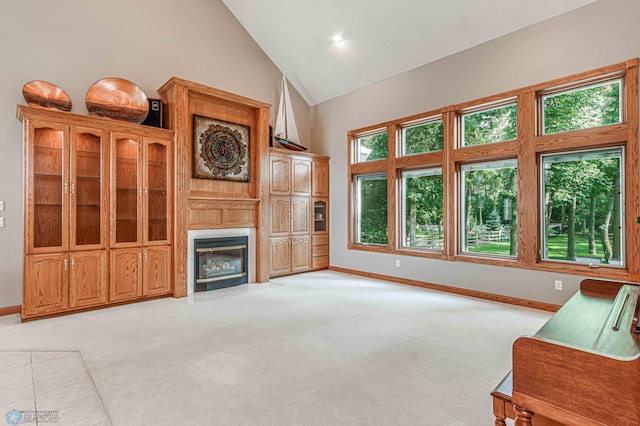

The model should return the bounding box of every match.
[0,271,550,425]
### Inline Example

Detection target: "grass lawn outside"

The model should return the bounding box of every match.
[466,234,615,263]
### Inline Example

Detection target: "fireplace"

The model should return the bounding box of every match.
[194,236,248,291]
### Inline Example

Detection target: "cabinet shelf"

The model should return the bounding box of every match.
[116,157,138,164]
[34,145,62,153]
[76,175,101,181]
[77,150,100,157]
[34,172,63,179]
[35,202,63,207]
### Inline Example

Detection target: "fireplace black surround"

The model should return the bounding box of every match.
[194,236,248,291]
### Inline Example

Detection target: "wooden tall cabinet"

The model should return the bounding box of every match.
[19,105,173,320]
[110,133,172,302]
[268,149,329,277]
[311,156,329,270]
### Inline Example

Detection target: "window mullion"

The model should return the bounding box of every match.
[387,124,397,251]
[517,91,537,266]
[446,108,457,258]
[624,64,639,279]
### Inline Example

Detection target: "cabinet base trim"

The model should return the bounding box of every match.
[328,266,560,313]
[20,293,173,322]
[0,306,21,317]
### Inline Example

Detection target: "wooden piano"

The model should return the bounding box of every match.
[492,279,640,425]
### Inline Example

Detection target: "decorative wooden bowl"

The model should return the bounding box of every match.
[22,81,72,112]
[85,77,149,123]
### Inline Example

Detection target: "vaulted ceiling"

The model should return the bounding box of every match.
[222,0,595,105]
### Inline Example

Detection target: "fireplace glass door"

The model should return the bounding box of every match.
[194,237,248,291]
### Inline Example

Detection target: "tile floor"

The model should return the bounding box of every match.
[0,351,111,426]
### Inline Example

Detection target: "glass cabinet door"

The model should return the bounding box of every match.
[145,139,170,244]
[71,128,106,249]
[112,135,142,246]
[30,124,68,252]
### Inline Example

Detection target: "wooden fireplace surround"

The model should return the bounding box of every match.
[158,77,271,297]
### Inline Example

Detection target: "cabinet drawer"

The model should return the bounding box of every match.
[312,255,329,269]
[312,235,329,246]
[312,245,329,257]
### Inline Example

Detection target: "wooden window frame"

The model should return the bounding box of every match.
[398,166,445,254]
[347,59,639,281]
[459,98,518,148]
[399,115,445,157]
[458,158,519,260]
[348,109,447,259]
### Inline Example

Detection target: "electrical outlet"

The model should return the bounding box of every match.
[0,217,4,227]
[395,259,400,268]
[0,201,4,211]
[555,280,563,291]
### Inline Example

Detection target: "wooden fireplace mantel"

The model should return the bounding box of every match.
[158,77,271,297]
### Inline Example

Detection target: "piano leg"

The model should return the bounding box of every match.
[492,395,508,425]
[514,405,534,425]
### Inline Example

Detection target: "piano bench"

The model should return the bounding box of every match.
[492,371,515,425]
[491,371,562,426]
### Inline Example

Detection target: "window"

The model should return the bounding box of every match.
[347,60,637,280]
[401,168,443,250]
[402,120,444,155]
[541,147,624,266]
[356,173,388,245]
[356,132,388,162]
[542,80,622,134]
[461,160,517,257]
[462,103,517,146]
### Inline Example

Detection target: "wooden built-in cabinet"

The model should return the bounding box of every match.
[19,105,173,320]
[311,156,329,270]
[312,158,329,198]
[109,246,171,302]
[110,133,172,302]
[268,149,329,277]
[69,250,108,309]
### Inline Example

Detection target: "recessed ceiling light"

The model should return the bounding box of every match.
[331,32,344,44]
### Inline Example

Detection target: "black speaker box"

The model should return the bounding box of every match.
[142,98,163,128]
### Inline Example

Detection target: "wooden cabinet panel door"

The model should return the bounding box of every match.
[69,250,108,308]
[143,246,171,295]
[27,122,70,254]
[270,237,290,276]
[270,196,291,236]
[291,196,310,235]
[70,127,108,251]
[111,134,143,248]
[291,237,311,272]
[110,248,142,302]
[24,254,69,316]
[270,155,290,195]
[292,158,311,195]
[144,138,171,246]
[312,159,329,197]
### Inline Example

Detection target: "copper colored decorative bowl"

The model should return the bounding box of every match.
[85,77,149,124]
[22,80,72,112]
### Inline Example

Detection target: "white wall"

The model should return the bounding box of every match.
[0,0,311,308]
[313,0,640,305]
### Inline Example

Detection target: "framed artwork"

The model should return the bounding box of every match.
[192,114,250,181]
